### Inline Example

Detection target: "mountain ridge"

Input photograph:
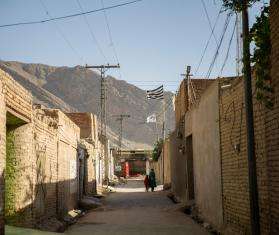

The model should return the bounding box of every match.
[0,60,174,149]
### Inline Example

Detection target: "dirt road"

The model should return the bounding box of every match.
[66,179,209,235]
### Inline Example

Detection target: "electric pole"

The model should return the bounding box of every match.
[85,64,120,139]
[181,65,195,106]
[114,114,130,153]
[241,1,260,234]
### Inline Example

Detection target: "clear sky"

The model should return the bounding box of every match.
[0,0,269,92]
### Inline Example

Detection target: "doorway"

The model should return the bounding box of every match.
[186,135,195,200]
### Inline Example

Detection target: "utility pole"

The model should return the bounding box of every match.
[241,1,260,234]
[181,65,195,106]
[113,114,130,154]
[85,64,120,139]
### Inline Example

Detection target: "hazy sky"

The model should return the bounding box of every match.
[0,0,269,92]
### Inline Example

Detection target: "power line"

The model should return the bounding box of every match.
[205,12,232,78]
[194,8,222,75]
[39,0,85,64]
[0,0,144,29]
[75,0,108,63]
[100,0,122,79]
[219,15,237,76]
[200,0,218,45]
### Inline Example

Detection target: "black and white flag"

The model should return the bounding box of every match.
[146,85,164,100]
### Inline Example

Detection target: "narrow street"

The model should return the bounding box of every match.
[66,178,209,235]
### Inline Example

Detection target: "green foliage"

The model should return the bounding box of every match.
[222,0,259,12]
[152,139,163,162]
[250,6,273,108]
[5,129,17,219]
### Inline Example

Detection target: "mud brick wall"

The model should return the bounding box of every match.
[266,1,279,232]
[33,108,59,222]
[0,69,32,122]
[0,80,6,235]
[175,79,214,127]
[184,82,223,229]
[219,78,270,234]
[66,113,98,195]
[80,140,97,195]
[5,123,34,227]
[175,79,188,126]
[56,110,80,217]
[66,113,98,142]
[163,138,171,185]
[169,130,188,203]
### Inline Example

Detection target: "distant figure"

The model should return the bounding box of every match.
[144,174,149,192]
[149,169,157,192]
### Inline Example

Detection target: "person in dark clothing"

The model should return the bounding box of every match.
[144,174,149,192]
[149,169,157,192]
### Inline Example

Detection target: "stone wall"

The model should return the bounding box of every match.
[0,80,6,235]
[266,1,279,232]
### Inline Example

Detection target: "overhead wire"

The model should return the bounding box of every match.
[200,0,219,45]
[75,0,108,63]
[39,0,85,64]
[219,15,237,76]
[0,0,144,29]
[100,0,122,79]
[194,8,222,75]
[205,12,232,79]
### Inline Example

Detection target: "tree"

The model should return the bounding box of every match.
[250,6,272,108]
[222,0,259,11]
[151,139,163,162]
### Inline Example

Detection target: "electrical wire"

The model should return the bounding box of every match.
[39,0,85,64]
[100,0,122,79]
[195,8,222,75]
[75,0,108,63]
[0,0,144,29]
[200,0,218,45]
[219,15,237,76]
[205,12,232,79]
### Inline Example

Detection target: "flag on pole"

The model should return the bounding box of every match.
[146,85,164,100]
[146,114,156,123]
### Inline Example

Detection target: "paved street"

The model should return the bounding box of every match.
[66,178,209,235]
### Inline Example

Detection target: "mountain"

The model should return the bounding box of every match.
[0,61,174,149]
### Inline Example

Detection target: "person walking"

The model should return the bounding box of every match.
[144,174,149,192]
[149,169,157,192]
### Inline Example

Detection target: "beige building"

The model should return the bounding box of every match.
[0,69,103,233]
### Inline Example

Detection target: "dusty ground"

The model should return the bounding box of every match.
[66,178,209,235]
[6,178,209,235]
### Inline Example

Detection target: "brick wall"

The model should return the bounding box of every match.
[266,1,279,232]
[219,77,270,234]
[33,107,59,222]
[56,110,80,217]
[66,113,98,195]
[80,140,97,195]
[0,80,6,235]
[0,69,32,123]
[66,113,98,143]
